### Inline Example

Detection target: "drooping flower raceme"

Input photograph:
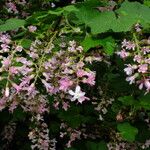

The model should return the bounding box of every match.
[0,31,103,149]
[117,26,150,93]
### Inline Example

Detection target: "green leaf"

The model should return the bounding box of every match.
[86,141,108,150]
[75,0,150,34]
[75,0,102,25]
[12,108,26,121]
[139,94,150,110]
[81,36,115,54]
[63,5,79,13]
[88,11,116,34]
[144,0,150,7]
[21,39,32,49]
[0,19,4,25]
[100,37,116,55]
[48,5,78,16]
[114,0,150,30]
[0,18,25,31]
[48,9,64,15]
[117,122,138,142]
[81,36,101,52]
[118,96,135,106]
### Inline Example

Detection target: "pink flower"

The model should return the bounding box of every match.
[144,79,150,91]
[116,50,129,59]
[1,44,10,52]
[6,2,18,14]
[142,47,150,54]
[126,42,135,50]
[0,34,11,44]
[42,79,52,92]
[0,97,7,111]
[124,64,137,75]
[82,71,96,86]
[76,69,86,77]
[139,82,144,90]
[62,102,70,111]
[138,64,148,73]
[59,78,73,92]
[126,73,138,84]
[28,52,39,59]
[9,67,18,74]
[133,55,142,63]
[12,83,22,93]
[135,23,141,32]
[28,26,37,32]
[9,100,18,112]
[15,46,23,52]
[76,46,83,52]
[2,57,11,68]
[122,39,135,50]
[26,83,38,97]
[53,102,59,110]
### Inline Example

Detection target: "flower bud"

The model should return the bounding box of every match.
[5,87,9,97]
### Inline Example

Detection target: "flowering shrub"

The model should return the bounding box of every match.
[0,0,150,150]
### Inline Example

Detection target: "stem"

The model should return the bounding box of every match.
[33,31,58,84]
[5,49,16,96]
[133,33,140,54]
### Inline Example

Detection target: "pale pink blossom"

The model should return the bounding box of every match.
[12,83,22,93]
[0,97,7,111]
[133,55,142,63]
[82,71,96,86]
[122,39,135,50]
[0,34,11,44]
[6,2,18,14]
[9,67,18,74]
[1,57,11,68]
[28,26,37,32]
[76,69,86,77]
[116,49,129,59]
[62,102,70,111]
[126,74,138,84]
[144,79,150,91]
[138,64,148,73]
[142,47,150,54]
[15,46,23,52]
[124,64,137,75]
[59,78,73,92]
[1,44,10,52]
[135,23,142,32]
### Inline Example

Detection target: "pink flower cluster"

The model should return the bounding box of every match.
[0,32,11,53]
[0,32,102,112]
[117,32,150,93]
[0,32,102,149]
[4,0,29,18]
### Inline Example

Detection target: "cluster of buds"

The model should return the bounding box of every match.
[29,115,50,150]
[117,31,150,93]
[92,86,114,120]
[60,123,82,148]
[1,121,16,149]
[107,142,137,150]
